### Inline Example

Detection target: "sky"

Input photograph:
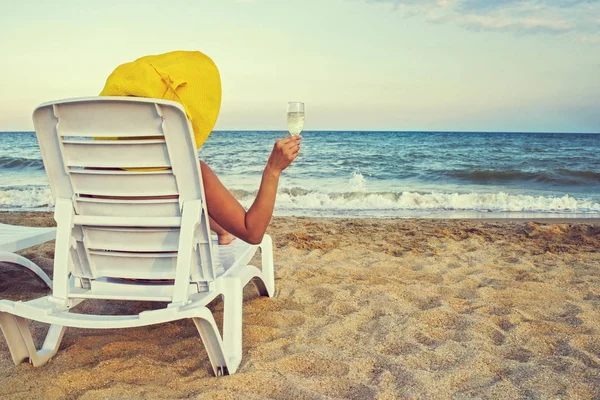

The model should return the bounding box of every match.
[1,0,599,133]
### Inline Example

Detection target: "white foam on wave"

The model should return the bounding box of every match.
[349,171,366,192]
[0,187,54,209]
[2,184,599,216]
[239,190,600,214]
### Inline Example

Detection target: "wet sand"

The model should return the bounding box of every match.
[1,212,599,399]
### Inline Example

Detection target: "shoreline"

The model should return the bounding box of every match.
[1,212,599,398]
[1,210,600,224]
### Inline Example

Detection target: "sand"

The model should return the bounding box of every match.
[0,212,599,399]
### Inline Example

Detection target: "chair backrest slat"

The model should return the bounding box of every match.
[76,197,180,217]
[84,227,180,252]
[88,250,178,280]
[70,170,179,197]
[54,99,164,138]
[61,140,171,169]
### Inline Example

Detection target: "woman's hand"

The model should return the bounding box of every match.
[265,136,301,176]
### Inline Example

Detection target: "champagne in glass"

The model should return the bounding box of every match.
[287,102,304,136]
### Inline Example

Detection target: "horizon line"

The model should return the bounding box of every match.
[1,130,598,135]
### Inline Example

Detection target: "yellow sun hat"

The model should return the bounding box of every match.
[99,50,221,149]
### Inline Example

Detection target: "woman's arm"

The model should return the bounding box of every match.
[201,135,301,244]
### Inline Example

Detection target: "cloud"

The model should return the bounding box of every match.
[458,14,574,34]
[460,0,597,12]
[369,0,600,40]
[577,33,600,43]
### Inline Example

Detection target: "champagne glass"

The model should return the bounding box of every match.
[287,102,304,136]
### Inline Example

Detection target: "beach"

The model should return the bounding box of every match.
[0,212,599,399]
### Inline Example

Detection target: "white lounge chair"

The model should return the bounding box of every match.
[0,223,56,289]
[0,97,275,376]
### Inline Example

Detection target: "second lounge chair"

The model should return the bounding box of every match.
[0,223,56,289]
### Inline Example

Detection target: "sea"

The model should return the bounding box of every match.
[1,130,599,219]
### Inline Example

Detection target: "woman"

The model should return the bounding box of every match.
[205,135,301,245]
[100,50,300,245]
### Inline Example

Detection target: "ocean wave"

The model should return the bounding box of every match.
[445,169,600,186]
[0,187,53,209]
[0,156,44,170]
[556,169,600,182]
[235,190,600,213]
[2,185,599,215]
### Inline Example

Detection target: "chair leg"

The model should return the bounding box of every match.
[222,279,242,373]
[0,313,29,364]
[0,312,66,367]
[259,235,275,297]
[192,306,233,376]
[0,251,53,289]
[191,279,243,376]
